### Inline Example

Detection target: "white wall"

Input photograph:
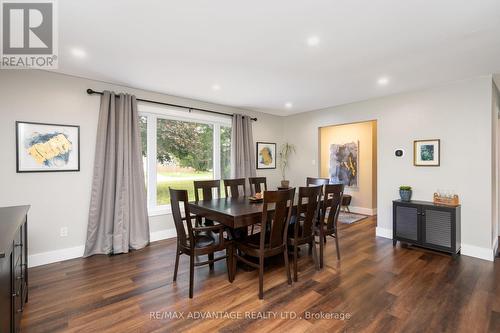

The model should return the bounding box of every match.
[494,81,500,252]
[283,76,496,260]
[0,70,284,265]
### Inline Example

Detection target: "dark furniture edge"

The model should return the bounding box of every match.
[0,205,30,258]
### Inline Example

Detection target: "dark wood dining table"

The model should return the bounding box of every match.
[188,194,329,230]
[188,197,270,229]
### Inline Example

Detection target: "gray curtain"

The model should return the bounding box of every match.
[84,91,149,257]
[231,114,256,180]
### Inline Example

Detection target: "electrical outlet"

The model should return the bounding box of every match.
[312,159,316,165]
[60,227,68,237]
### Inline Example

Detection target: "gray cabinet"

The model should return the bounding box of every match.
[393,200,460,257]
[0,206,30,333]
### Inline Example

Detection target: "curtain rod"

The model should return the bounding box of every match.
[86,89,257,121]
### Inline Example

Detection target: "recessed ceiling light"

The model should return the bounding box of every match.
[212,84,221,91]
[285,102,293,108]
[377,76,390,86]
[307,36,320,47]
[71,48,86,58]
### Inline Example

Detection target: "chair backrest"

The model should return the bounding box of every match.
[249,177,267,195]
[169,188,194,248]
[294,185,322,239]
[320,184,344,231]
[193,180,221,201]
[306,177,330,186]
[223,178,246,198]
[260,188,295,249]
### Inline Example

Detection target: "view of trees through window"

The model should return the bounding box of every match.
[156,118,213,205]
[140,113,231,208]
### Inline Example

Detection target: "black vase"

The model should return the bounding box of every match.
[399,189,412,202]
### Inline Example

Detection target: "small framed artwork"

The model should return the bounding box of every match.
[256,142,276,169]
[16,121,80,173]
[414,139,440,166]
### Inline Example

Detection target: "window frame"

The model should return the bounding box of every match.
[139,103,232,216]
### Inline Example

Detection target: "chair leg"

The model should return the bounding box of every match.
[258,256,264,299]
[173,247,180,282]
[319,233,324,269]
[293,244,298,282]
[311,240,319,270]
[226,246,233,282]
[232,246,238,281]
[208,253,214,271]
[284,248,292,285]
[189,255,195,298]
[334,234,340,260]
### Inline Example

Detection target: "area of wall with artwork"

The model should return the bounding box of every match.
[319,121,377,215]
[16,121,80,172]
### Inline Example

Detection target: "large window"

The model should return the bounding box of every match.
[140,104,231,215]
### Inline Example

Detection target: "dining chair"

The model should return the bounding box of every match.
[223,178,246,198]
[306,177,330,186]
[248,177,267,196]
[170,188,233,298]
[316,183,344,268]
[194,180,221,201]
[232,188,295,299]
[288,185,322,281]
[193,180,221,228]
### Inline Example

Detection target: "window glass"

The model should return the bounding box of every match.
[155,118,214,205]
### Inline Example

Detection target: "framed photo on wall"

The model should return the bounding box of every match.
[414,139,440,166]
[16,121,80,173]
[256,142,276,169]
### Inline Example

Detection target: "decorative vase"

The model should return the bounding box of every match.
[281,180,290,188]
[399,189,412,202]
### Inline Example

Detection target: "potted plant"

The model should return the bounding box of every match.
[399,186,412,202]
[279,143,295,188]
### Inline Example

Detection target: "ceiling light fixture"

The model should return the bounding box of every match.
[307,36,320,47]
[285,102,293,108]
[71,48,86,58]
[212,84,221,91]
[377,76,390,86]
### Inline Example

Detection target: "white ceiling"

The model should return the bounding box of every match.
[55,0,500,115]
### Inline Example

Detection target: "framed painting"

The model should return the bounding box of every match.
[329,141,359,187]
[16,121,80,173]
[256,142,276,169]
[414,139,440,166]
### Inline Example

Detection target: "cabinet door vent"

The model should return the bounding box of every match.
[395,206,418,240]
[425,209,452,248]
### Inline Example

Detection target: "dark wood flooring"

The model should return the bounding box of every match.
[21,217,500,333]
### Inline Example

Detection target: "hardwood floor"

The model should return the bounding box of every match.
[21,217,500,333]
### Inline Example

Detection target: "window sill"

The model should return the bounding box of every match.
[148,206,172,217]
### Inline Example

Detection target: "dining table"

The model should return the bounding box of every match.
[188,196,269,230]
[188,193,332,230]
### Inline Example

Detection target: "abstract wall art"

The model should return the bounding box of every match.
[256,142,276,169]
[16,121,80,172]
[414,139,440,166]
[329,141,358,187]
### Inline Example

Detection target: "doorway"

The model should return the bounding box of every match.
[319,120,377,221]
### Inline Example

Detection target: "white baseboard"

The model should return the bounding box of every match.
[461,243,495,262]
[375,226,393,239]
[29,245,85,268]
[349,206,377,216]
[28,228,177,268]
[375,226,495,262]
